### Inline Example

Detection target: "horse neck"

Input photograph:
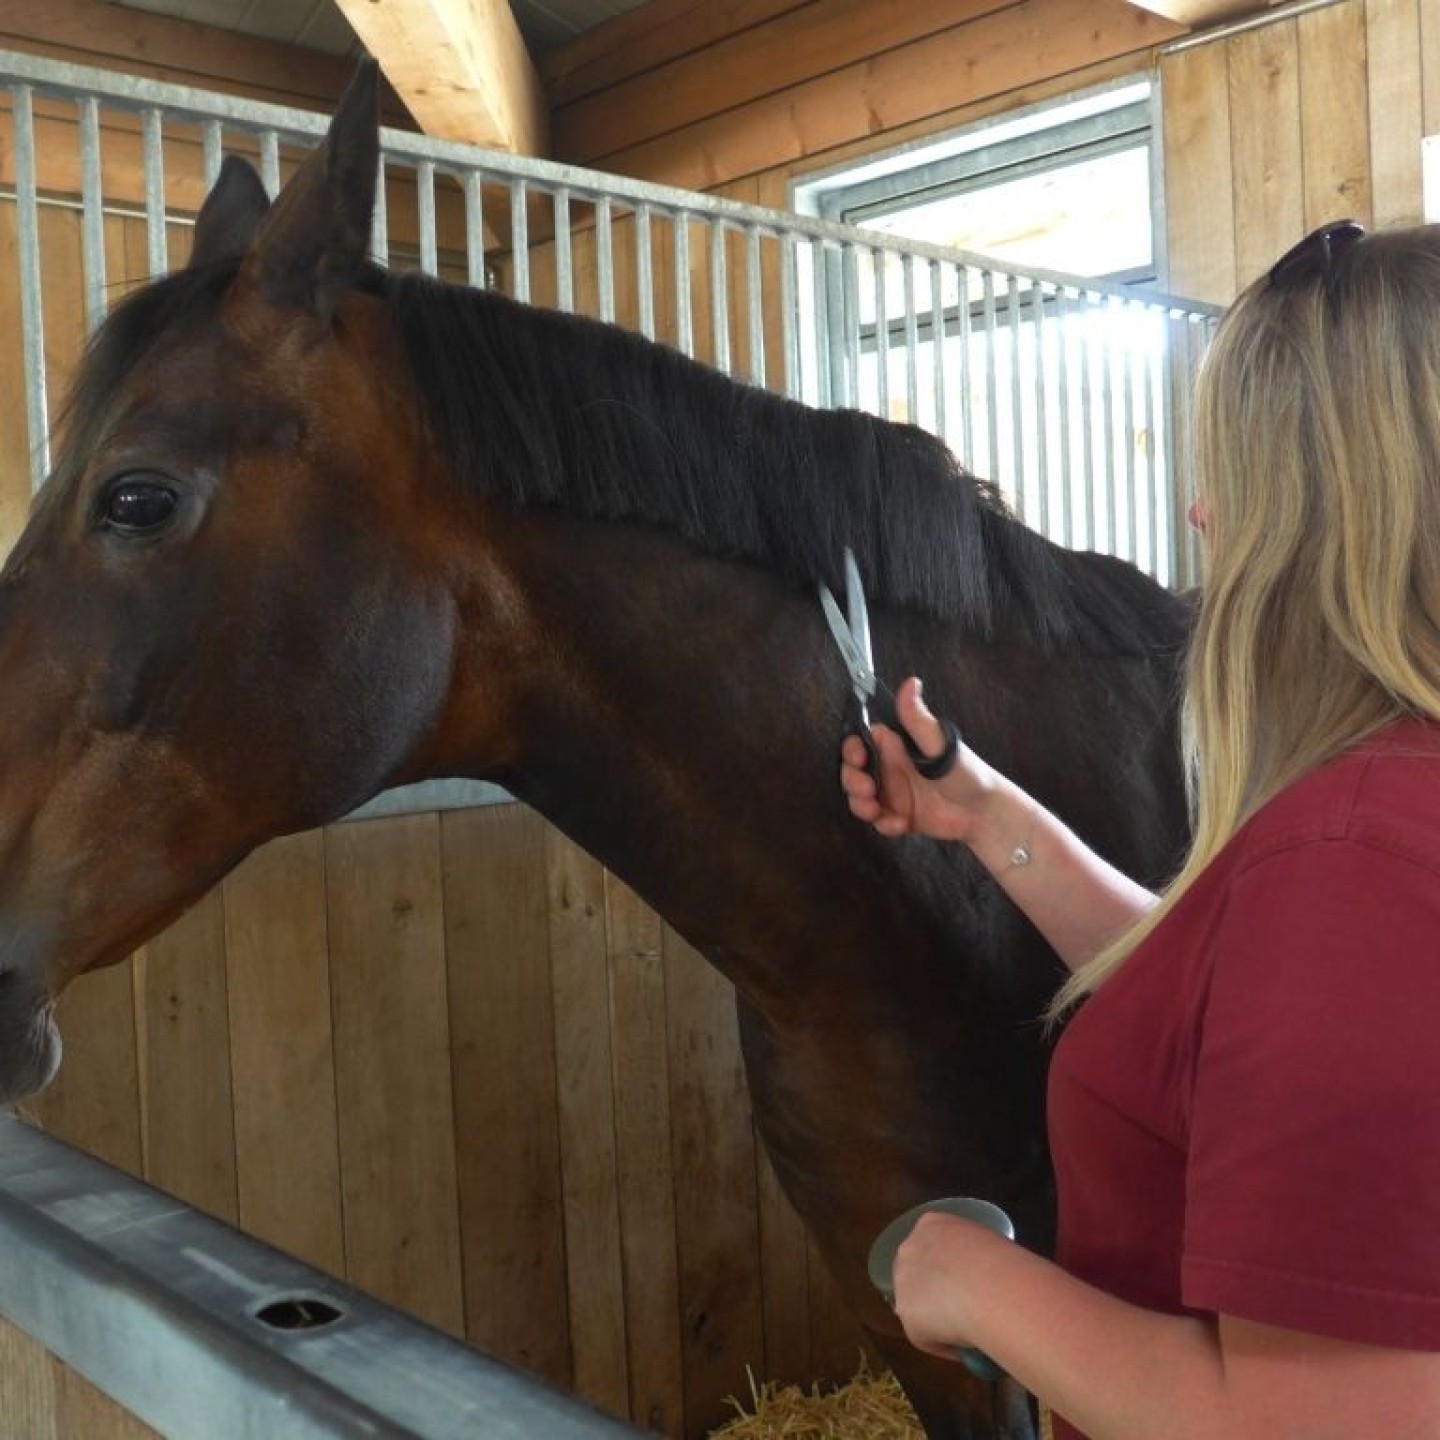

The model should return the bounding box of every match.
[427,502,912,1007]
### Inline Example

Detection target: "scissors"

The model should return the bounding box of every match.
[819,547,960,785]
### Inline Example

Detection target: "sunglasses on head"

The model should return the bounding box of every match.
[1267,219,1366,313]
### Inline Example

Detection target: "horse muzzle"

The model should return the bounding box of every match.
[0,981,61,1105]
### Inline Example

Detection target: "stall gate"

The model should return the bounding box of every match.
[0,47,1221,1440]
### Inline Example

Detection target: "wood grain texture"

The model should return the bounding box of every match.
[224,831,345,1275]
[326,813,466,1336]
[442,804,571,1386]
[1365,0,1424,225]
[1297,0,1372,228]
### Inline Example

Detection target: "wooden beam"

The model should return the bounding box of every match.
[1126,0,1273,22]
[334,0,549,155]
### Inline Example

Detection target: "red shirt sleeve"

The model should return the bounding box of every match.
[1182,836,1440,1348]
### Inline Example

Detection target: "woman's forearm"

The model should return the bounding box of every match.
[962,767,1156,973]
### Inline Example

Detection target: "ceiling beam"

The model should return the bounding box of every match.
[1126,0,1275,21]
[334,0,549,155]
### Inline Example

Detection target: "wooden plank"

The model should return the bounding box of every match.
[605,873,685,1435]
[441,803,571,1388]
[137,890,238,1223]
[0,0,398,117]
[541,0,807,106]
[582,0,1186,192]
[1366,0,1424,225]
[335,0,548,154]
[1298,0,1372,228]
[325,813,465,1336]
[223,831,345,1277]
[546,828,630,1419]
[806,1238,868,1384]
[1227,18,1304,288]
[0,1313,57,1440]
[1424,0,1440,135]
[754,1142,811,1387]
[51,1360,159,1440]
[552,0,1014,167]
[662,926,763,1439]
[1159,34,1237,302]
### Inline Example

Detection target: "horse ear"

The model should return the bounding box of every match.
[240,59,380,315]
[188,157,271,270]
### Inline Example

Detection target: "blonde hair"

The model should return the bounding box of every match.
[1053,224,1440,1013]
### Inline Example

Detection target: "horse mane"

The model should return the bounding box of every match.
[52,261,1183,658]
[379,271,1180,656]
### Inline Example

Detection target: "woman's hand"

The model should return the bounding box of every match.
[891,1210,1007,1361]
[839,677,997,843]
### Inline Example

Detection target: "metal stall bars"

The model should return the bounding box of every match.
[0,46,1219,597]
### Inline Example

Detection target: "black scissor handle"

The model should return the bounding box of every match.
[852,713,962,784]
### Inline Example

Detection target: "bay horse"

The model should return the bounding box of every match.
[0,65,1190,1440]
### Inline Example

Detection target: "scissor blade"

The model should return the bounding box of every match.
[818,581,876,697]
[843,548,875,677]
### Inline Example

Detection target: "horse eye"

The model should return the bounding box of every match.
[99,476,178,534]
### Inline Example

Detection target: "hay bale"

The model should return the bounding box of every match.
[711,1358,923,1439]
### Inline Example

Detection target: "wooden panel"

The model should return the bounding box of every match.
[568,0,1185,191]
[606,873,685,1435]
[541,0,807,105]
[553,0,1013,165]
[223,832,345,1276]
[50,1361,159,1440]
[1161,41,1236,303]
[1366,0,1424,225]
[137,890,238,1222]
[325,814,466,1336]
[441,804,570,1387]
[0,1314,57,1440]
[663,928,764,1438]
[1227,19,1304,289]
[1424,0,1440,135]
[547,829,630,1417]
[754,1141,811,1385]
[1298,0,1372,228]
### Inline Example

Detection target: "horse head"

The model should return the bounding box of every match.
[0,65,479,1098]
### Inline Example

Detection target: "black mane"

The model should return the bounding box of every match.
[381,271,1179,655]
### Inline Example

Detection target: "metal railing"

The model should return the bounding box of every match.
[0,1113,644,1439]
[0,47,1220,594]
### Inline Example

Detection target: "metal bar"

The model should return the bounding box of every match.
[13,84,49,491]
[930,259,948,445]
[142,105,167,279]
[841,244,861,409]
[1077,292,1098,552]
[981,270,999,484]
[1101,300,1120,560]
[1121,302,1140,568]
[780,233,800,401]
[872,246,890,420]
[1143,321,1163,582]
[259,128,281,198]
[1054,287,1075,547]
[553,187,574,312]
[0,1115,642,1440]
[673,212,693,357]
[958,265,975,467]
[462,170,486,288]
[635,204,655,340]
[417,159,439,276]
[78,96,107,334]
[708,220,730,373]
[902,252,920,425]
[1032,279,1054,541]
[510,178,530,303]
[1006,273,1026,524]
[1160,0,1343,55]
[371,153,389,265]
[201,117,223,189]
[596,196,615,324]
[746,225,765,388]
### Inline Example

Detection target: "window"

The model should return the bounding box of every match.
[788,81,1190,585]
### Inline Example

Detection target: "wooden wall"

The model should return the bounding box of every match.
[1161,0,1438,303]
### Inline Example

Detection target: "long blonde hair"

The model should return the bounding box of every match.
[1053,223,1440,1013]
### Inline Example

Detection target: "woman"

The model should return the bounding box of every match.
[842,221,1440,1439]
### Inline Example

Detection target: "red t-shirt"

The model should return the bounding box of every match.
[1045,717,1440,1440]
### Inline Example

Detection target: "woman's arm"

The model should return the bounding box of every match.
[894,1213,1440,1440]
[841,678,1156,971]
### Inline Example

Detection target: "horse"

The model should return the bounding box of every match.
[0,64,1190,1440]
